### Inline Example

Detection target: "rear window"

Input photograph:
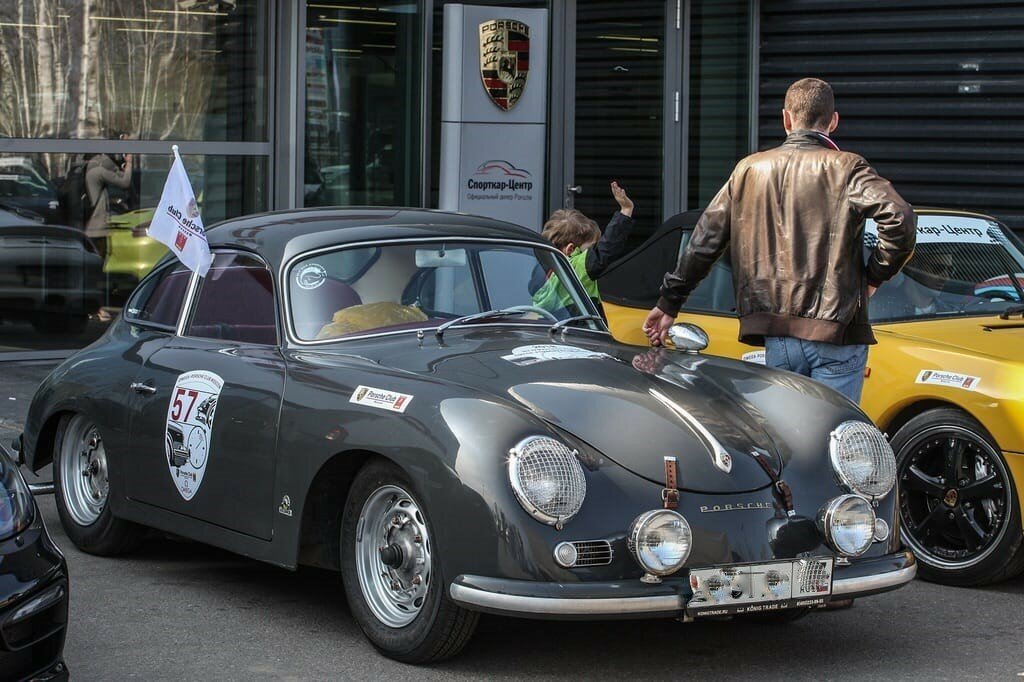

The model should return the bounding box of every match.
[124,262,192,329]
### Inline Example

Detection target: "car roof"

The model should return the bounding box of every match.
[205,207,547,270]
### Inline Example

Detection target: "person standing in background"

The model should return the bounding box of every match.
[85,150,133,259]
[643,78,916,403]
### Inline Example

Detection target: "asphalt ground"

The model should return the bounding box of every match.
[4,362,1024,680]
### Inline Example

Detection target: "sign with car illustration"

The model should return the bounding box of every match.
[163,370,222,500]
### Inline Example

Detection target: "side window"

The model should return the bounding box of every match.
[125,262,192,329]
[186,252,277,345]
[678,232,737,314]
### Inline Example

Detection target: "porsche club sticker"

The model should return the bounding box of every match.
[350,385,414,413]
[501,344,609,367]
[741,350,766,365]
[295,263,327,290]
[164,370,223,500]
[916,370,981,391]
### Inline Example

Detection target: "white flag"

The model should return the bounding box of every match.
[148,146,213,276]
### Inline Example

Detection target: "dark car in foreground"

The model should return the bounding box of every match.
[19,208,914,662]
[0,443,69,680]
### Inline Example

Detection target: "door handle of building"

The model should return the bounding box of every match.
[565,185,583,208]
[130,382,156,395]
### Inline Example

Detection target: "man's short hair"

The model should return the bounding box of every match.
[542,209,600,251]
[784,78,835,130]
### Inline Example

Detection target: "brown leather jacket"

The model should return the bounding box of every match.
[658,131,916,345]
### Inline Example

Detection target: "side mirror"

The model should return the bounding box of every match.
[667,323,708,354]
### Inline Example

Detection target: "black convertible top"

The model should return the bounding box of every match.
[204,207,546,270]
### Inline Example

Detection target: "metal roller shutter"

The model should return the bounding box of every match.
[759,0,1024,235]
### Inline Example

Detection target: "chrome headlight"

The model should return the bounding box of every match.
[820,494,876,557]
[627,509,692,576]
[508,436,586,528]
[0,453,34,541]
[829,421,896,498]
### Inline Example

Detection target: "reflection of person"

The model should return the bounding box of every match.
[871,254,957,319]
[532,182,635,316]
[643,78,916,402]
[85,151,133,257]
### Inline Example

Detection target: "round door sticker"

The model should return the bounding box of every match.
[164,370,223,500]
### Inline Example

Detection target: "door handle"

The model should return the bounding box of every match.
[565,185,582,209]
[131,382,156,395]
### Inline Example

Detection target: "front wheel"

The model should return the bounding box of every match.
[53,413,145,555]
[340,460,478,663]
[893,408,1024,585]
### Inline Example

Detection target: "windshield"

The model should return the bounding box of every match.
[288,240,600,341]
[867,215,1024,323]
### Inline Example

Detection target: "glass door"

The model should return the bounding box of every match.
[560,0,680,243]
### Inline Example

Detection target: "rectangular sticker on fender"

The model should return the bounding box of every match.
[915,370,981,391]
[350,385,413,413]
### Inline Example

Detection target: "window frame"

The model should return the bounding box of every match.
[281,236,606,346]
[178,248,281,347]
[122,259,193,333]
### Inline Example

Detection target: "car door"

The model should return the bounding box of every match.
[126,251,285,540]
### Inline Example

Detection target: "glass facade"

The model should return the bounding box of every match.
[303,1,421,208]
[0,1,269,353]
[0,0,756,356]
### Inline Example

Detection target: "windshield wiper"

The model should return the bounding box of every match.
[999,304,1024,320]
[549,314,606,335]
[434,308,529,340]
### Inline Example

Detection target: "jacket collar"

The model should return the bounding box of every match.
[783,130,841,151]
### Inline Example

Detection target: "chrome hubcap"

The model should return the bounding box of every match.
[59,415,109,526]
[354,485,432,628]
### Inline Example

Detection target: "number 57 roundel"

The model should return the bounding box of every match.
[163,370,224,500]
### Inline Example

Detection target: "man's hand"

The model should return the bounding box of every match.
[868,285,877,298]
[643,307,675,346]
[611,181,633,217]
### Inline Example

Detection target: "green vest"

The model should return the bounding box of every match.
[532,248,599,311]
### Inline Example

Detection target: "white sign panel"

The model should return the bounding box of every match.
[866,215,1001,245]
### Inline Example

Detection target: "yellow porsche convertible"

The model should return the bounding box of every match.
[603,209,1024,586]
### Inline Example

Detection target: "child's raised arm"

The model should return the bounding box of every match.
[585,181,636,280]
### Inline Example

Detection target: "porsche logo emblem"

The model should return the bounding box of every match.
[479,19,530,111]
[943,488,959,507]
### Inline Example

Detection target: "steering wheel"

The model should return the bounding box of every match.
[504,305,559,321]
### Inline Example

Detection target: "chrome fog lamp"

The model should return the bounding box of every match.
[508,436,586,529]
[820,494,876,557]
[628,509,692,581]
[829,421,897,498]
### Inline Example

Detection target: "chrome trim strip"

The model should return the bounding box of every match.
[278,235,606,346]
[176,268,202,337]
[648,389,733,473]
[449,583,684,616]
[831,563,917,597]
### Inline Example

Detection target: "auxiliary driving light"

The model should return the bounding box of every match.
[627,509,692,579]
[820,494,876,557]
[829,421,897,498]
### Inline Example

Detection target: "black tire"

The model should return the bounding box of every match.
[52,413,146,555]
[340,459,478,663]
[892,408,1024,586]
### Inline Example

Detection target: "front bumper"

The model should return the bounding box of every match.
[449,550,916,619]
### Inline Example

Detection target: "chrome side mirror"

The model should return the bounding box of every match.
[667,323,709,354]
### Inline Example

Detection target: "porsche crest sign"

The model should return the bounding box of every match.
[479,19,530,111]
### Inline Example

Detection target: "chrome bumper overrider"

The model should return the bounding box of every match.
[450,552,916,618]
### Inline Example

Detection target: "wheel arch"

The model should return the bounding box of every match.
[877,398,989,442]
[296,448,381,571]
[29,409,74,471]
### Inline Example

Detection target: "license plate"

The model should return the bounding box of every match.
[685,557,834,617]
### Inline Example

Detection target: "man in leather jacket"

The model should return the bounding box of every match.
[643,78,916,401]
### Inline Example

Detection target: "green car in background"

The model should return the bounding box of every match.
[104,208,166,284]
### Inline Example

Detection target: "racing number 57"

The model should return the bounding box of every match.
[171,389,200,421]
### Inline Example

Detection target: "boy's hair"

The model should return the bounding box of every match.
[784,77,835,130]
[542,209,600,251]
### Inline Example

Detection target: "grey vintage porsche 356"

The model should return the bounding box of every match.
[19,208,916,662]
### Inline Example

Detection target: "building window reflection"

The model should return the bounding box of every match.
[303,1,421,208]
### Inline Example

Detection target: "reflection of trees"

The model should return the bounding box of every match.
[0,0,217,150]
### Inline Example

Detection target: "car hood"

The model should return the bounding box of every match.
[392,331,788,494]
[876,315,1024,361]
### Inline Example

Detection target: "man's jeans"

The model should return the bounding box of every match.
[764,337,868,403]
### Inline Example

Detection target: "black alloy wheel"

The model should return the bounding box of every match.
[892,408,1024,586]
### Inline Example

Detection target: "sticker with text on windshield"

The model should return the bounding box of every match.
[865,215,1001,247]
[164,370,223,501]
[915,370,981,391]
[741,350,766,365]
[501,344,610,366]
[350,385,414,413]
